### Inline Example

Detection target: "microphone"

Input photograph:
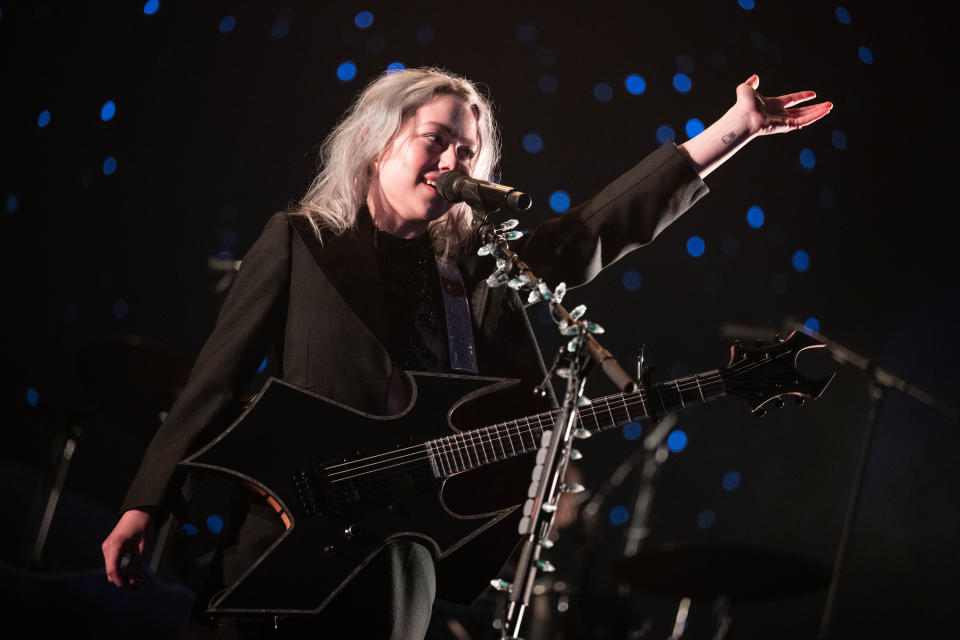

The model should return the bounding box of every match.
[435,170,533,212]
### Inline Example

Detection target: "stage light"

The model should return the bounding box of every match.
[5,194,19,213]
[819,187,836,209]
[522,133,544,154]
[143,0,159,16]
[672,73,691,94]
[738,0,755,9]
[625,74,646,95]
[181,524,199,536]
[102,156,118,175]
[609,506,630,525]
[667,429,687,452]
[622,422,642,440]
[517,23,537,43]
[836,6,852,24]
[206,515,224,534]
[685,118,704,139]
[747,205,765,228]
[113,299,129,319]
[386,62,405,74]
[594,82,613,102]
[804,317,820,332]
[416,26,435,44]
[219,15,236,34]
[722,236,740,257]
[799,148,816,170]
[696,509,716,528]
[722,471,741,491]
[354,11,374,29]
[27,388,40,407]
[686,236,705,257]
[675,54,694,73]
[337,61,357,82]
[622,269,642,292]
[859,46,873,64]
[549,190,570,213]
[793,249,810,272]
[831,130,847,150]
[38,110,51,128]
[270,19,289,39]
[539,74,559,94]
[656,125,675,144]
[101,100,116,122]
[258,357,268,373]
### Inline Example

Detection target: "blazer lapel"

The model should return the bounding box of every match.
[288,208,391,352]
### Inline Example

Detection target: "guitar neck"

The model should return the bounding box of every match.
[427,369,727,477]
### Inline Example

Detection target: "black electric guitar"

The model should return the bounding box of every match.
[181,330,834,617]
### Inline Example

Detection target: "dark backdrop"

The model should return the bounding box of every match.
[2,2,957,638]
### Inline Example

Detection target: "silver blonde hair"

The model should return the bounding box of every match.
[295,67,501,261]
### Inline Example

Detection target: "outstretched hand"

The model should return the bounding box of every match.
[736,74,832,137]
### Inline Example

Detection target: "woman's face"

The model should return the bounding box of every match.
[367,94,479,237]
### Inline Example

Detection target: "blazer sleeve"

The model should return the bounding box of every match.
[120,212,292,516]
[513,142,709,290]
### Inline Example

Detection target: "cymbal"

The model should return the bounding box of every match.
[614,542,831,602]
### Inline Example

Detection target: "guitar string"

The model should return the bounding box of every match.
[326,371,731,483]
[325,350,796,485]
[324,369,728,476]
[324,370,725,478]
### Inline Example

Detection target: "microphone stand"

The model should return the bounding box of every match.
[462,198,639,640]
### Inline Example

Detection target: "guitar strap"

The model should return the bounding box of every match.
[435,257,479,374]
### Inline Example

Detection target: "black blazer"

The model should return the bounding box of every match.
[121,141,708,519]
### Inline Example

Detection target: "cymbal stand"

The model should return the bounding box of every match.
[464,203,639,640]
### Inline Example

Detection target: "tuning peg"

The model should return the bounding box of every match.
[569,448,583,461]
[561,483,585,494]
[774,398,785,409]
[755,408,767,417]
[794,397,806,407]
[490,579,512,592]
[537,560,556,573]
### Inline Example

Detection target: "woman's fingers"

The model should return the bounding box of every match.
[745,74,760,89]
[776,90,818,108]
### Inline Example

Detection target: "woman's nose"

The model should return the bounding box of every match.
[438,144,459,172]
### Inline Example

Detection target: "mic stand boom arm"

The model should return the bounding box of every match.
[465,205,640,639]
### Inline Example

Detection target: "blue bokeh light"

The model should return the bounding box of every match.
[337,61,357,82]
[38,110,51,128]
[609,506,630,525]
[686,236,705,257]
[219,15,236,34]
[747,205,765,229]
[354,11,374,28]
[622,421,642,440]
[859,46,874,64]
[113,299,129,319]
[685,118,704,139]
[522,133,544,154]
[143,0,159,16]
[656,125,675,144]
[836,6,852,24]
[697,509,716,528]
[831,130,847,150]
[549,190,571,213]
[386,62,406,74]
[667,429,687,452]
[793,249,810,272]
[539,74,559,94]
[594,82,613,102]
[258,357,268,373]
[270,20,289,39]
[722,471,741,491]
[101,100,116,122]
[622,269,642,292]
[625,74,646,95]
[5,194,19,214]
[799,148,816,170]
[804,316,821,332]
[27,388,40,407]
[181,523,199,536]
[206,514,224,534]
[738,0,755,9]
[672,73,692,93]
[102,156,118,176]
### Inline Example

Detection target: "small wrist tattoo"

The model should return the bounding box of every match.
[721,131,737,144]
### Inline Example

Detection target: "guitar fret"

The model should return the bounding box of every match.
[604,398,617,429]
[464,432,478,468]
[656,385,668,415]
[496,423,509,458]
[694,374,705,402]
[675,379,686,407]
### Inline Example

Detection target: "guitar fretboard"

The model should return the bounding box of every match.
[425,370,725,477]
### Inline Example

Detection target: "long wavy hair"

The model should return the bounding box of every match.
[295,67,501,261]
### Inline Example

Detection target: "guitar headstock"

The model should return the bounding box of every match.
[722,330,835,415]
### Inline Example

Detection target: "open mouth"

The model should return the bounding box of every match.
[423,178,438,193]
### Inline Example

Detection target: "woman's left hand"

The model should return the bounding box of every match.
[737,74,833,137]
